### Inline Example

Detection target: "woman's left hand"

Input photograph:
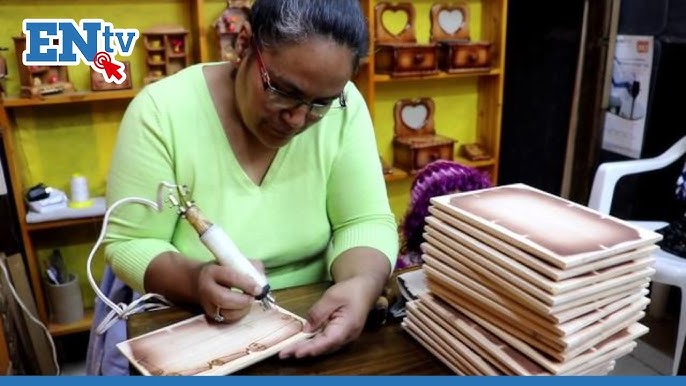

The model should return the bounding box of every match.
[278,274,378,359]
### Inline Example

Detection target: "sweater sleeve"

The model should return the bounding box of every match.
[325,84,399,274]
[103,89,181,293]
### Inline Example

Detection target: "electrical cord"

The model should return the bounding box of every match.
[1,182,183,374]
[0,258,60,375]
[86,182,178,335]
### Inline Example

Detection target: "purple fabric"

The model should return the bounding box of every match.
[85,266,138,375]
[397,160,491,269]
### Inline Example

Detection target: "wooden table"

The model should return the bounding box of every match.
[127,282,452,375]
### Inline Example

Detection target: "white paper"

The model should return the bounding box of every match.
[602,35,654,159]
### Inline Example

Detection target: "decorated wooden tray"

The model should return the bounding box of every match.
[406,295,643,374]
[405,303,617,375]
[425,213,658,292]
[423,261,648,357]
[117,302,311,376]
[429,184,662,269]
[423,226,654,308]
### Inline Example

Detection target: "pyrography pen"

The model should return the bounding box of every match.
[168,185,276,310]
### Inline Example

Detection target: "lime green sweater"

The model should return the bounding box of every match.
[104,63,398,294]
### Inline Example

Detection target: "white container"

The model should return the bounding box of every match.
[69,174,92,208]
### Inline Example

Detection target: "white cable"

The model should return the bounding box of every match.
[86,182,179,335]
[0,259,60,375]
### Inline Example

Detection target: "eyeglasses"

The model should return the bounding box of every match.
[251,40,346,120]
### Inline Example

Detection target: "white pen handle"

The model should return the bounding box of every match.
[200,224,269,293]
[179,202,272,303]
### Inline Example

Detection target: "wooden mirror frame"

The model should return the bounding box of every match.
[393,97,436,138]
[430,2,471,42]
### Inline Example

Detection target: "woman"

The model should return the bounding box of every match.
[87,0,398,375]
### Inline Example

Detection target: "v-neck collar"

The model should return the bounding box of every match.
[197,63,291,191]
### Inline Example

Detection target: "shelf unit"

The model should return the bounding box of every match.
[358,0,507,202]
[0,93,132,335]
[141,26,191,84]
[0,0,223,336]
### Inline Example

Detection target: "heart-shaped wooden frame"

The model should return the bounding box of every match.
[393,97,436,137]
[375,2,417,43]
[430,2,470,42]
[381,9,409,37]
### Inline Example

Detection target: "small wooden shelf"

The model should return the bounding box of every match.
[383,167,409,182]
[3,89,139,108]
[374,69,500,83]
[26,216,103,232]
[48,309,94,336]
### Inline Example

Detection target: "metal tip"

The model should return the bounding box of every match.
[258,293,276,311]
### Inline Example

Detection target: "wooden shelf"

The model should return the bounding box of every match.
[383,167,409,182]
[48,309,94,336]
[2,89,139,108]
[455,156,497,168]
[374,69,500,83]
[26,216,104,232]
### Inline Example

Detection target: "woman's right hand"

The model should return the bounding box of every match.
[144,252,264,323]
[196,262,263,323]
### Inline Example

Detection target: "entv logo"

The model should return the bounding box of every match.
[22,19,139,84]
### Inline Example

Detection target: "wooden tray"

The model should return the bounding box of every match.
[429,184,662,269]
[421,238,651,337]
[422,243,652,318]
[406,303,615,375]
[423,227,655,308]
[117,302,311,376]
[412,295,644,374]
[404,305,500,375]
[425,268,647,361]
[426,213,658,291]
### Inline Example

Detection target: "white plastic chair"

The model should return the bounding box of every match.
[588,135,686,375]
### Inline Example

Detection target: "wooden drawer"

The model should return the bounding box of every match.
[375,43,439,77]
[439,41,492,72]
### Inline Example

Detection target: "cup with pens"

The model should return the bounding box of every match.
[44,249,84,324]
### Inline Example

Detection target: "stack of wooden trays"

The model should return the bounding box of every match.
[402,184,663,375]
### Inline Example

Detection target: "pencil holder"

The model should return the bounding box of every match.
[45,273,84,324]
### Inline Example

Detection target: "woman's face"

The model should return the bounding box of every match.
[235,37,354,149]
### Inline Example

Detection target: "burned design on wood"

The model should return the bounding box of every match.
[448,186,640,257]
[124,304,304,376]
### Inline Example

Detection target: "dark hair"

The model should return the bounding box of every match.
[250,0,368,71]
[400,160,492,254]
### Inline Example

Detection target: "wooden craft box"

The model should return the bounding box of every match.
[375,43,439,77]
[12,35,74,98]
[374,2,439,77]
[438,40,492,72]
[392,98,456,174]
[430,3,492,73]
